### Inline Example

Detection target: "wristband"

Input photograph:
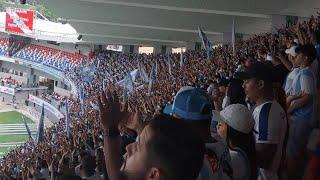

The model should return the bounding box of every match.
[104,127,120,138]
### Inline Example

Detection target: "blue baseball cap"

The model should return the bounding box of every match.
[164,86,212,121]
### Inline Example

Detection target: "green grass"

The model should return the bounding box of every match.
[0,147,13,153]
[0,111,34,124]
[0,111,35,156]
[0,135,29,143]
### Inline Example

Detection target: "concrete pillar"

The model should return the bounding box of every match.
[133,46,139,54]
[166,46,172,54]
[223,32,232,44]
[122,45,131,53]
[186,42,196,51]
[27,68,34,87]
[153,45,162,54]
[271,15,286,33]
[34,75,39,85]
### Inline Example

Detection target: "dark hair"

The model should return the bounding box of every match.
[297,44,317,63]
[95,148,107,175]
[147,114,205,180]
[312,30,320,44]
[80,155,96,176]
[228,78,246,105]
[226,126,258,180]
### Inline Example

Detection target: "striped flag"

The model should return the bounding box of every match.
[206,42,214,60]
[155,60,158,79]
[21,114,33,141]
[198,27,214,59]
[148,64,157,95]
[97,58,101,69]
[79,85,85,115]
[138,62,149,83]
[167,55,172,76]
[198,27,210,50]
[36,104,45,143]
[90,101,99,110]
[180,50,184,68]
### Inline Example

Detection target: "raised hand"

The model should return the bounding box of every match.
[98,89,129,130]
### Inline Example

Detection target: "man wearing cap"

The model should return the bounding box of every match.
[286,44,318,180]
[283,46,300,95]
[238,62,288,180]
[166,86,233,180]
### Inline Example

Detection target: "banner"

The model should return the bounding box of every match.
[5,8,35,36]
[28,94,64,119]
[0,85,15,95]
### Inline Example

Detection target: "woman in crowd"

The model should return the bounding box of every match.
[215,104,258,180]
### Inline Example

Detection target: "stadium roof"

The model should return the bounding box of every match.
[43,0,320,46]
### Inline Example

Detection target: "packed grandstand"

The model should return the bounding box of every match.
[0,0,319,180]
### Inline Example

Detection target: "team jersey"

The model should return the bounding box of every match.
[252,101,287,180]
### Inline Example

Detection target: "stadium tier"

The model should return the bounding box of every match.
[12,44,86,72]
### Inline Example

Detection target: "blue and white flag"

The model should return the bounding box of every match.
[80,65,97,82]
[21,114,33,141]
[148,63,157,95]
[117,72,134,92]
[36,104,45,143]
[206,42,214,60]
[97,59,101,69]
[90,101,99,111]
[198,27,214,59]
[149,63,157,82]
[232,18,236,56]
[148,78,153,95]
[167,56,172,76]
[79,85,85,115]
[155,60,158,79]
[130,69,139,82]
[180,50,184,68]
[138,63,149,83]
[198,27,211,50]
[65,100,70,138]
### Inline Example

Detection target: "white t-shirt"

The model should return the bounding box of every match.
[198,141,233,180]
[230,149,250,180]
[252,101,287,180]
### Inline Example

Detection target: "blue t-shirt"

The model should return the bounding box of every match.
[291,67,316,122]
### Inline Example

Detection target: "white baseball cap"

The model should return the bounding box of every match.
[285,46,298,57]
[212,104,255,134]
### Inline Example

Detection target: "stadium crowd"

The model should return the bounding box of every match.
[0,76,22,87]
[0,14,319,180]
